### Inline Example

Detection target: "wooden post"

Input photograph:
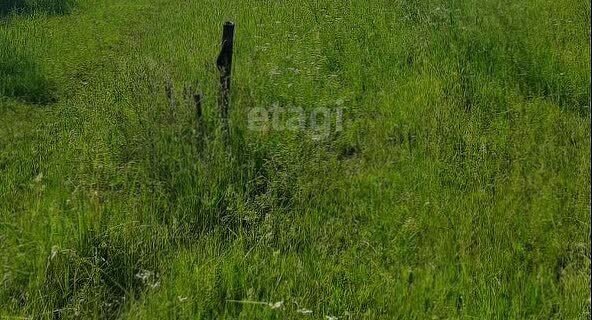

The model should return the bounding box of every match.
[216,21,235,127]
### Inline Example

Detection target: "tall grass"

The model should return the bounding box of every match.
[0,38,56,104]
[0,0,590,318]
[0,0,72,103]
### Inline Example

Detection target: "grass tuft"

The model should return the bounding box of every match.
[0,46,57,104]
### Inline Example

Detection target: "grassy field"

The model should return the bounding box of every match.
[0,0,590,318]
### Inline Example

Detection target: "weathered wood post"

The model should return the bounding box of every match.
[216,21,235,128]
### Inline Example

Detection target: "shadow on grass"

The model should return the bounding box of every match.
[1,0,74,18]
[0,40,57,105]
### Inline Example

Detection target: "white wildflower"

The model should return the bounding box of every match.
[297,308,313,315]
[269,301,284,309]
[135,269,153,282]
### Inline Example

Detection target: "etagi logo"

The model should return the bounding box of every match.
[248,103,344,140]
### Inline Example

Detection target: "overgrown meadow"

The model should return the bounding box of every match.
[0,0,590,319]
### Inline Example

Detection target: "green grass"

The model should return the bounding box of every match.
[0,0,74,17]
[0,36,56,104]
[0,0,590,319]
